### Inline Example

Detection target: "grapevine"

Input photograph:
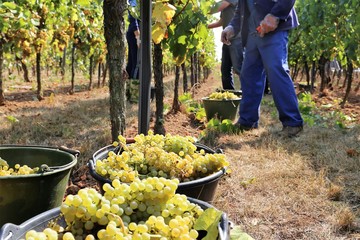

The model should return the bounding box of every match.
[24,177,222,239]
[94,131,229,182]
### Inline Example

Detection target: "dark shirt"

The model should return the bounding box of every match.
[128,13,139,33]
[229,0,299,44]
[127,0,139,33]
[221,0,238,28]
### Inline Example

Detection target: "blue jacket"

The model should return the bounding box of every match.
[127,0,139,33]
[229,0,299,45]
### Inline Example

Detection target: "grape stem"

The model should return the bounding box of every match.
[106,212,127,235]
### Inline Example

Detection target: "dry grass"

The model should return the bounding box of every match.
[0,71,359,239]
[206,93,360,239]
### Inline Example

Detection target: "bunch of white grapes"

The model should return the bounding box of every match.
[95,131,229,182]
[208,91,238,100]
[0,157,40,176]
[24,177,210,240]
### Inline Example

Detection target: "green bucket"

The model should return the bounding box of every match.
[202,97,241,121]
[0,145,79,227]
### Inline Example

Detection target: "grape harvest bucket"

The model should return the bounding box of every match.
[0,197,230,240]
[0,145,79,227]
[201,97,241,121]
[88,142,226,203]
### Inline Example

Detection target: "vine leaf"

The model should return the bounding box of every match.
[152,22,167,44]
[193,207,222,239]
[151,2,176,44]
[230,225,254,240]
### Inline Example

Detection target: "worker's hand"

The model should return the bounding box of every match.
[136,38,141,48]
[134,30,140,48]
[134,30,140,38]
[221,26,234,45]
[258,14,279,37]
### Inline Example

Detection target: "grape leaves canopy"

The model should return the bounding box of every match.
[290,0,359,95]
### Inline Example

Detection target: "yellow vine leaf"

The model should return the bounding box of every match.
[152,22,167,44]
[175,54,186,65]
[152,2,175,43]
[152,2,176,25]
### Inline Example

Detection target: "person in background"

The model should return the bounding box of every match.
[264,77,270,95]
[208,0,244,90]
[126,0,140,80]
[221,0,303,137]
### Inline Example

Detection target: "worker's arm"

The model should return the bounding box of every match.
[208,18,224,29]
[209,1,231,14]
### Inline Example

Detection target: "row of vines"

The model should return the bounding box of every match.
[0,0,106,102]
[0,0,217,103]
[0,0,219,139]
[290,0,360,107]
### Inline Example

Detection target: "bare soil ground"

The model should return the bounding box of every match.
[0,70,359,239]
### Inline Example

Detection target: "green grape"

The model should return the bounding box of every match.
[84,234,95,240]
[63,232,75,240]
[84,221,94,230]
[0,158,42,176]
[95,131,229,183]
[208,91,238,100]
[24,177,218,239]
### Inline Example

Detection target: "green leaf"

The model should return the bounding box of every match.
[28,0,36,5]
[207,118,221,127]
[2,2,17,10]
[76,0,91,7]
[194,208,222,240]
[222,119,233,125]
[178,93,192,103]
[177,35,187,45]
[6,116,19,123]
[219,123,229,132]
[195,108,206,121]
[230,225,254,240]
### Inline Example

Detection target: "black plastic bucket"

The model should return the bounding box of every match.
[0,197,229,240]
[88,143,226,203]
[202,97,241,121]
[0,145,79,227]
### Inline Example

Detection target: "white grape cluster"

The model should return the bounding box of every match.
[0,158,39,176]
[208,91,238,100]
[95,131,229,182]
[25,177,206,240]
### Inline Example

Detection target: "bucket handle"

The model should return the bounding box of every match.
[59,146,80,158]
[0,145,80,158]
[3,231,13,240]
[0,224,17,240]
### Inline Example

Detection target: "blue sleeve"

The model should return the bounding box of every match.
[268,0,296,20]
[228,0,242,35]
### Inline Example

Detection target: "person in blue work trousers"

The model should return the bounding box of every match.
[208,0,244,90]
[221,0,303,137]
